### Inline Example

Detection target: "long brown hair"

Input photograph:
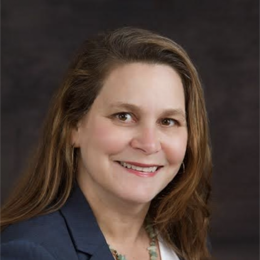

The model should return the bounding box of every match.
[1,27,212,260]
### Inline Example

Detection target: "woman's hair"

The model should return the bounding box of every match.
[1,27,212,260]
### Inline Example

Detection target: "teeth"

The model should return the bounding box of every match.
[119,162,158,173]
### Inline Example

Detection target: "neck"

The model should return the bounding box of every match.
[77,175,151,245]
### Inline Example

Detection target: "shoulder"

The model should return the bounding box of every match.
[2,211,65,244]
[1,211,78,260]
[1,240,56,260]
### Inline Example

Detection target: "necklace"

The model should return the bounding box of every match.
[108,222,158,260]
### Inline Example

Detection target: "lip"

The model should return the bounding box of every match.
[115,161,163,178]
[118,161,163,167]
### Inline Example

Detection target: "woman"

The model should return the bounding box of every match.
[1,27,212,260]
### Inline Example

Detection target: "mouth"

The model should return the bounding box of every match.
[115,161,164,177]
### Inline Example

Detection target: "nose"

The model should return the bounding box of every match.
[130,126,161,155]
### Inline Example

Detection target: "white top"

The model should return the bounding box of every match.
[158,236,180,260]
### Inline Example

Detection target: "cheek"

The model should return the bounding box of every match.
[85,119,130,155]
[163,134,187,164]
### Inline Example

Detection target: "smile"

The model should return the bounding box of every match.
[119,161,158,172]
[116,161,163,177]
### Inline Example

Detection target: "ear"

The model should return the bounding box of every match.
[71,124,81,148]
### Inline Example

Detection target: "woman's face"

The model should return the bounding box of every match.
[72,63,188,205]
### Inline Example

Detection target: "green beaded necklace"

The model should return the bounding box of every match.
[108,222,158,260]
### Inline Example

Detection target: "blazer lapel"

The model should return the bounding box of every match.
[60,184,114,260]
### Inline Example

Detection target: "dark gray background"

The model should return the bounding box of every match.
[2,1,259,259]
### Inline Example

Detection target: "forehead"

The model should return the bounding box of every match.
[96,62,185,112]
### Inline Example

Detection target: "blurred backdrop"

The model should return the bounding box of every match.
[1,1,259,259]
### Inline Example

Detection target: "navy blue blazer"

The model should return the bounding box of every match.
[1,185,115,260]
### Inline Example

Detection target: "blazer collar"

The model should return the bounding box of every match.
[60,183,114,260]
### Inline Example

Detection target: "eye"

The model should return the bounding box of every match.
[161,118,178,127]
[114,112,134,123]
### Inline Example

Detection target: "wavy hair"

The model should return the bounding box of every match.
[1,27,212,260]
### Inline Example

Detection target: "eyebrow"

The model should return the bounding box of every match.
[109,102,186,120]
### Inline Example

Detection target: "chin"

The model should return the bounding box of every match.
[116,188,159,205]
